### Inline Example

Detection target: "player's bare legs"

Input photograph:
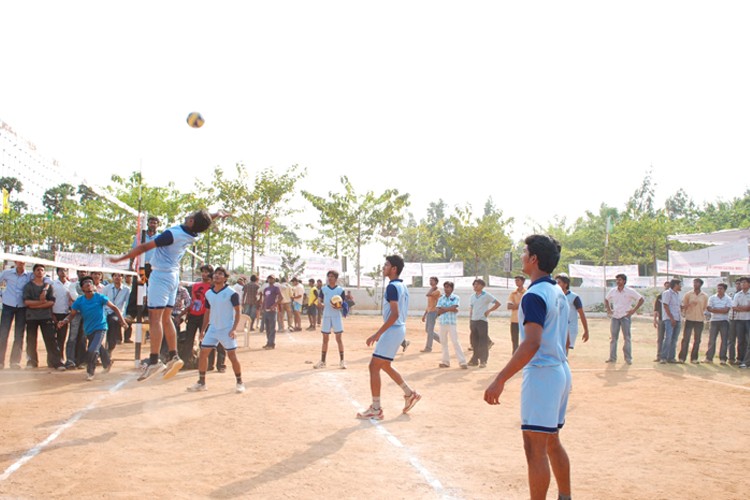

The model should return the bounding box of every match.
[161,306,177,351]
[147,308,166,356]
[547,432,571,497]
[523,431,552,500]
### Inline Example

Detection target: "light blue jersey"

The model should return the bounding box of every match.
[373,278,409,361]
[150,225,199,273]
[519,276,569,367]
[202,285,240,350]
[321,285,345,317]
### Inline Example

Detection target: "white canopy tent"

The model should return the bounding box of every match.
[668,228,750,245]
[666,228,750,276]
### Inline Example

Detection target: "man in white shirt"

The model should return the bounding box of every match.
[660,279,682,363]
[705,283,732,364]
[604,274,644,365]
[732,277,750,368]
[51,268,74,364]
[290,277,305,332]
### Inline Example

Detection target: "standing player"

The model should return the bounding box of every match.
[314,270,346,369]
[356,255,420,420]
[58,276,127,381]
[555,273,589,354]
[186,267,245,393]
[112,209,228,381]
[484,235,572,500]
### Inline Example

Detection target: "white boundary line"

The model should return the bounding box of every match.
[0,375,134,482]
[322,372,457,499]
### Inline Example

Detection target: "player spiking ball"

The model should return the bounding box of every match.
[111,209,231,381]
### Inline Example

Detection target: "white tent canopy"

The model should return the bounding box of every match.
[668,228,750,245]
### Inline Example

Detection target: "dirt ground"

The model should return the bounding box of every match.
[0,315,748,499]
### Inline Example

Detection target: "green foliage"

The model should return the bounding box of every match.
[450,199,513,279]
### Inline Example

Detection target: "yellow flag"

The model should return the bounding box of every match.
[1,188,9,214]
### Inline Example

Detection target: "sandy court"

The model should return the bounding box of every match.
[0,315,748,499]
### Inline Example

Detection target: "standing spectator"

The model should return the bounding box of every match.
[242,275,260,331]
[306,278,319,331]
[102,272,130,355]
[182,265,213,369]
[23,264,65,370]
[436,281,468,369]
[261,274,282,349]
[555,273,589,354]
[0,260,32,370]
[705,283,732,364]
[660,279,683,364]
[727,278,742,365]
[679,278,709,363]
[733,276,750,368]
[420,276,441,352]
[652,281,670,362]
[90,271,105,292]
[51,268,74,363]
[507,276,526,354]
[291,277,305,331]
[315,279,324,326]
[467,279,501,368]
[604,273,644,365]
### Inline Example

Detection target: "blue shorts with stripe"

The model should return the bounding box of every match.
[147,270,179,309]
[321,314,343,334]
[200,326,238,351]
[373,325,406,361]
[520,363,571,433]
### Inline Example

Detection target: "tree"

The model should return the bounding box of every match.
[450,199,513,279]
[303,176,410,287]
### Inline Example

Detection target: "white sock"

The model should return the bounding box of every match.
[372,397,381,410]
[399,382,413,397]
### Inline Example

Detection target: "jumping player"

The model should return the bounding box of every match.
[484,235,572,500]
[314,270,346,369]
[186,267,245,393]
[112,209,229,381]
[356,255,420,420]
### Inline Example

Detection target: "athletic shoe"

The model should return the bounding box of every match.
[659,360,667,364]
[339,360,347,369]
[703,359,713,364]
[478,363,487,368]
[403,391,421,414]
[56,366,67,372]
[137,360,166,381]
[739,364,748,369]
[467,360,478,367]
[420,348,432,353]
[86,373,94,381]
[313,361,326,369]
[262,345,275,350]
[401,340,410,352]
[356,406,384,420]
[65,362,76,370]
[438,363,450,368]
[162,356,184,379]
[720,361,727,366]
[625,360,632,365]
[186,382,207,392]
[604,359,615,363]
[235,383,246,394]
[460,363,468,369]
[690,360,700,364]
[217,367,226,373]
[103,361,114,374]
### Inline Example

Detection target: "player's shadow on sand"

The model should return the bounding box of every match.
[595,364,641,387]
[0,431,117,464]
[208,425,361,499]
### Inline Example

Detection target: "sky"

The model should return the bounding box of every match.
[2,1,750,251]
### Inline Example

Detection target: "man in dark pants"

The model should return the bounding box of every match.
[0,260,32,370]
[23,264,65,370]
[262,274,282,349]
[652,281,670,362]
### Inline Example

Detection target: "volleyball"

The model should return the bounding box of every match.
[186,112,204,128]
[330,295,343,309]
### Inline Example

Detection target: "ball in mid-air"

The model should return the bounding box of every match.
[330,295,343,309]
[186,112,204,128]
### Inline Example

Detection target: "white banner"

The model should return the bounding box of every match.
[422,262,463,281]
[256,254,282,269]
[668,239,749,276]
[453,276,476,289]
[568,264,639,280]
[55,251,131,271]
[402,262,422,279]
[303,255,342,276]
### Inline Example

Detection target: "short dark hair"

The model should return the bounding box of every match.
[615,273,627,282]
[717,283,728,290]
[514,275,525,281]
[443,281,454,289]
[214,266,228,277]
[250,275,258,282]
[385,255,405,276]
[191,209,212,233]
[740,276,750,284]
[57,268,68,274]
[524,234,561,274]
[147,216,160,223]
[555,273,570,287]
[80,276,94,286]
[429,276,439,283]
[473,278,486,287]
[693,278,704,286]
[32,263,45,271]
[670,279,682,289]
[327,270,339,279]
[199,264,214,276]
